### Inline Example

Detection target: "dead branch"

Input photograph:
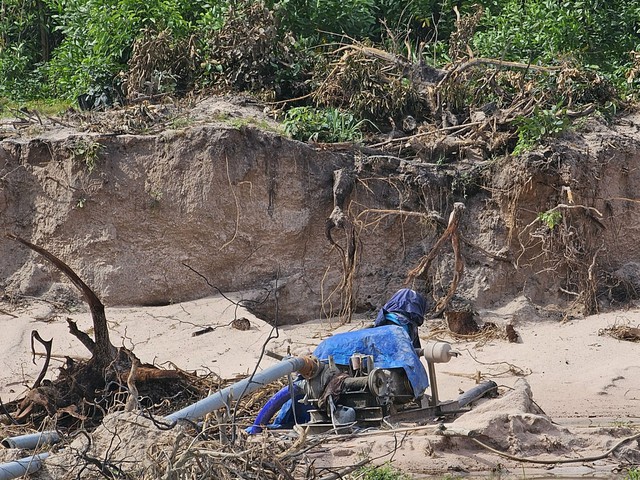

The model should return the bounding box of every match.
[369,122,481,149]
[600,325,640,342]
[325,168,358,322]
[6,233,117,365]
[404,203,466,315]
[67,317,97,354]
[355,208,445,227]
[4,234,196,428]
[0,398,18,425]
[33,352,87,362]
[30,331,52,389]
[118,367,184,384]
[124,352,141,412]
[434,224,464,315]
[0,308,18,318]
[317,458,373,480]
[406,202,465,282]
[439,57,561,87]
[460,235,511,263]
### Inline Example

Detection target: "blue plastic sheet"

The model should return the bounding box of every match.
[313,325,429,398]
[374,288,428,327]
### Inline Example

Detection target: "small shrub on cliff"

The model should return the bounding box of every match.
[537,209,563,230]
[282,106,368,142]
[513,104,569,156]
[71,138,103,173]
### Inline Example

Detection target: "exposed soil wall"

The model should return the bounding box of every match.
[2,105,640,323]
[0,124,352,322]
[492,114,640,314]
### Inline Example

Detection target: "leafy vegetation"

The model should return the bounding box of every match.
[355,463,411,480]
[537,209,563,230]
[70,138,103,173]
[513,104,570,156]
[1,0,638,152]
[283,106,368,142]
[627,467,640,480]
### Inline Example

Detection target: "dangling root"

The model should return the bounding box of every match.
[406,202,466,315]
[325,168,359,323]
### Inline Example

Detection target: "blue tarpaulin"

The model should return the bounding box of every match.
[374,288,428,328]
[374,289,428,348]
[313,325,429,398]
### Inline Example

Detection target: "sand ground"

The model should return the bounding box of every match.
[1,294,639,477]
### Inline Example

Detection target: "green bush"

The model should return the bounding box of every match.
[44,0,210,98]
[273,0,376,40]
[626,467,640,480]
[268,0,441,43]
[0,44,43,100]
[0,0,56,100]
[513,104,569,155]
[472,1,640,75]
[1,0,638,105]
[283,106,367,142]
[358,463,410,480]
[537,209,562,230]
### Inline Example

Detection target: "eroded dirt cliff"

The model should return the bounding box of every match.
[2,99,640,323]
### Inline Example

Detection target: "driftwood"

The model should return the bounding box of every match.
[30,331,52,389]
[406,203,466,316]
[3,233,193,428]
[7,234,117,366]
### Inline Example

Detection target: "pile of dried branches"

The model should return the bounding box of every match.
[198,1,303,99]
[146,425,322,480]
[61,102,185,135]
[303,2,615,166]
[125,29,197,100]
[40,407,383,480]
[314,40,610,162]
[599,324,640,342]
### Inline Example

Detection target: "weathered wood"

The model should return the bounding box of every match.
[30,331,52,389]
[6,234,117,368]
[405,203,466,315]
[2,234,194,428]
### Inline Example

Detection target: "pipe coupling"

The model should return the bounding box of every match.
[297,356,321,379]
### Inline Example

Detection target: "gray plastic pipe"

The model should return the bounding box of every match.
[166,356,312,423]
[1,431,60,449]
[0,356,313,479]
[457,380,498,408]
[0,453,49,480]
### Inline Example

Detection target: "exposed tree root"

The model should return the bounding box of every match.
[2,233,196,429]
[325,168,359,322]
[405,202,466,315]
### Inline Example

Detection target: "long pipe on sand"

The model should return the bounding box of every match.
[1,431,60,450]
[166,356,316,423]
[0,356,316,480]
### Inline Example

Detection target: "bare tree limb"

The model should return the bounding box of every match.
[67,318,97,355]
[406,203,465,283]
[5,234,116,364]
[30,331,53,389]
